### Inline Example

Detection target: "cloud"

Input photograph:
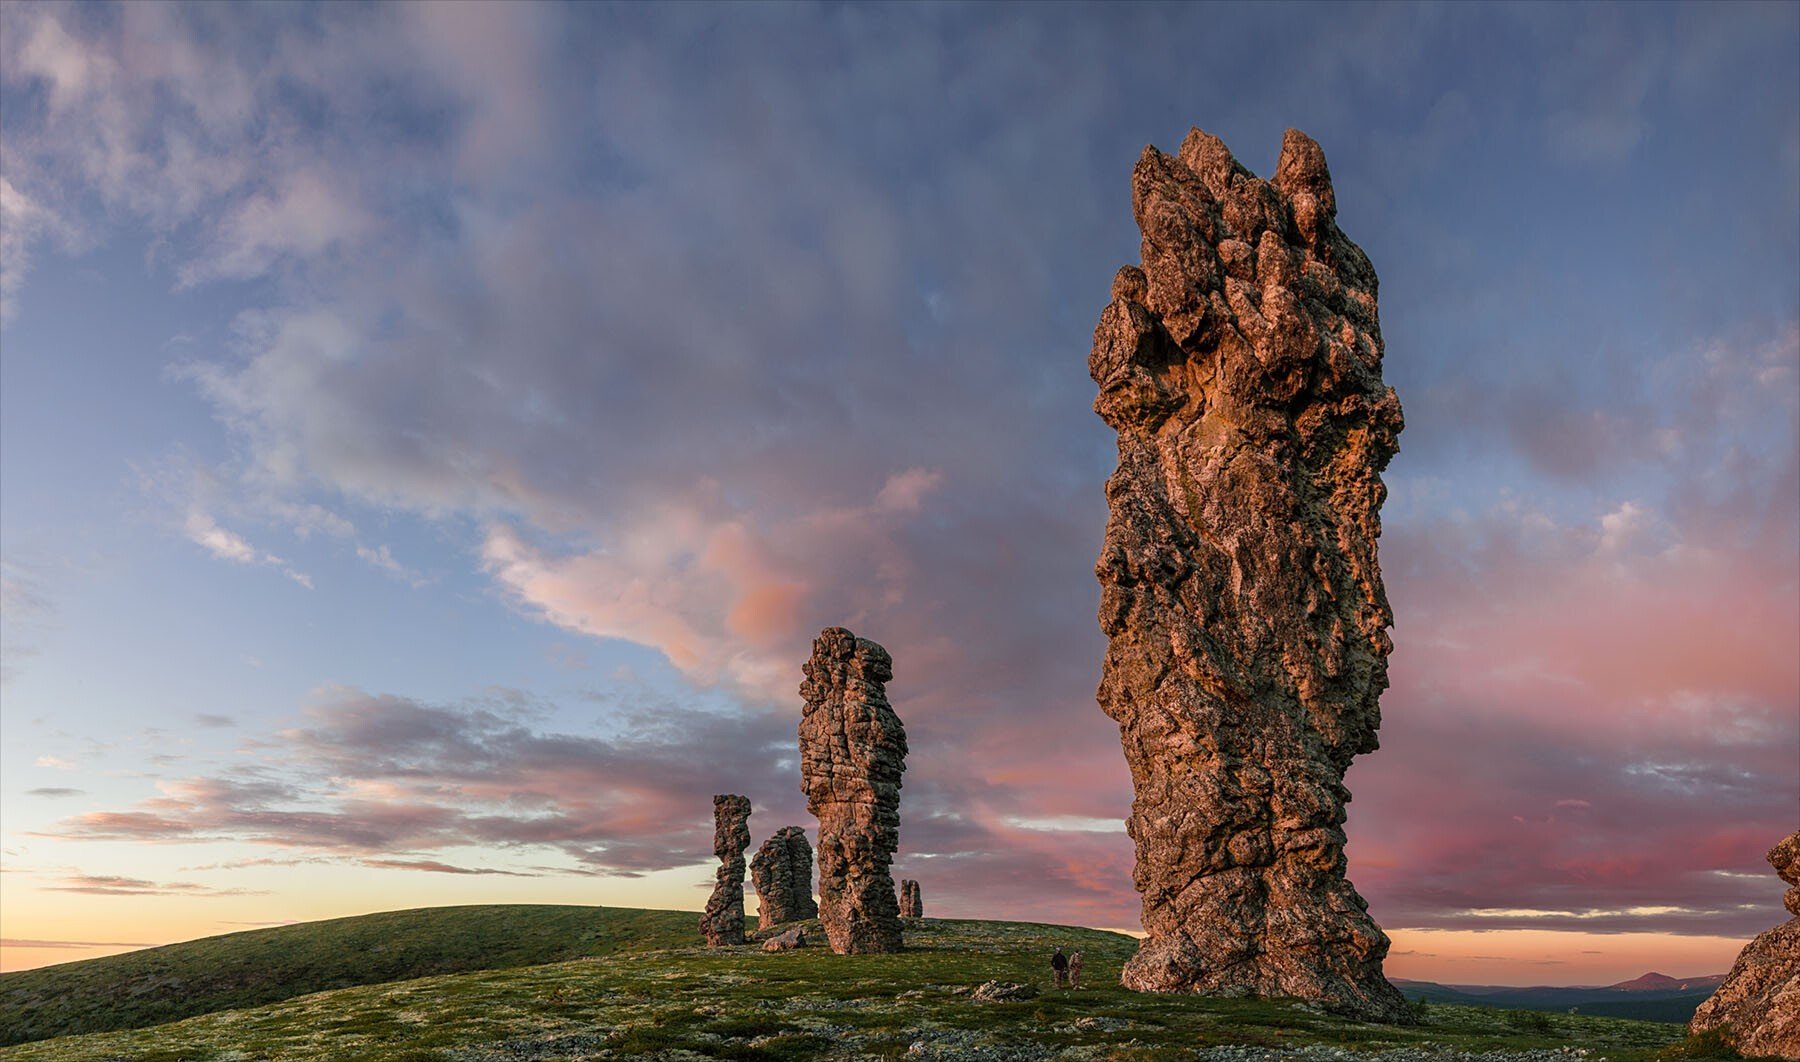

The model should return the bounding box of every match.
[193,713,236,728]
[362,859,537,877]
[184,512,259,564]
[1346,483,1799,939]
[481,468,943,700]
[0,556,56,685]
[47,682,1140,923]
[49,686,800,877]
[181,167,373,286]
[354,543,418,583]
[33,756,74,770]
[0,938,152,949]
[0,175,68,321]
[43,873,265,897]
[25,787,84,798]
[182,511,313,589]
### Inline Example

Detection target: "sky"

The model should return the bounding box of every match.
[1,1,1795,987]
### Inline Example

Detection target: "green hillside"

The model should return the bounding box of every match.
[0,909,1704,1060]
[0,903,694,1047]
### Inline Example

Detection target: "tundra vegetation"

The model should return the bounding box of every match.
[0,905,1731,1061]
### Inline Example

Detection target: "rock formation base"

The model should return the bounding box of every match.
[1690,832,1800,1058]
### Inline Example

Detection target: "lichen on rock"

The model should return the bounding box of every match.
[1090,126,1408,1022]
[799,626,907,954]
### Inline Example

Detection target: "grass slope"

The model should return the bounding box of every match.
[0,904,694,1047]
[0,911,1700,1061]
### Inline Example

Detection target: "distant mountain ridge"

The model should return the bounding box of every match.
[1606,971,1727,993]
[1393,972,1728,1024]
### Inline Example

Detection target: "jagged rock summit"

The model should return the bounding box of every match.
[799,626,907,954]
[751,826,819,929]
[1690,831,1800,1058]
[699,794,752,947]
[1090,126,1408,1022]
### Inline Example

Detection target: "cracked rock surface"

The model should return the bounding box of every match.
[751,826,819,930]
[1689,831,1800,1058]
[800,626,907,954]
[1090,127,1407,1021]
[700,794,752,947]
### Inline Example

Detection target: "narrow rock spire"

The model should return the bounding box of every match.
[699,794,752,946]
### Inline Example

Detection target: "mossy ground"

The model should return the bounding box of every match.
[0,904,695,1047]
[0,912,1700,1060]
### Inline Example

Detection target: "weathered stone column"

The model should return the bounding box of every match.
[799,626,907,954]
[699,794,752,946]
[751,826,819,929]
[1689,832,1800,1057]
[898,879,922,918]
[1090,127,1408,1021]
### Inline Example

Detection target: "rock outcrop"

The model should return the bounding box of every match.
[899,879,922,918]
[1690,832,1800,1058]
[751,826,819,929]
[799,626,907,954]
[971,980,1038,1003]
[699,794,752,947]
[1090,127,1408,1022]
[761,926,809,951]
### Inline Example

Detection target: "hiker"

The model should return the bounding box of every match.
[1051,945,1069,988]
[1068,951,1084,989]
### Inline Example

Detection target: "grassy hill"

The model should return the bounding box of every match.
[0,904,694,1047]
[0,906,1714,1060]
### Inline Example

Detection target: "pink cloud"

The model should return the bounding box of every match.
[482,469,944,700]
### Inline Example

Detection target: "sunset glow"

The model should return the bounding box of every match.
[2,2,1795,989]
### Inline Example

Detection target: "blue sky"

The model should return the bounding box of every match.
[2,1,1795,984]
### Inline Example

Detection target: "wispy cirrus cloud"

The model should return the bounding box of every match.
[182,511,312,590]
[42,873,265,897]
[1,937,152,949]
[362,859,536,877]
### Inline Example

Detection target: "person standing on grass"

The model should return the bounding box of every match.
[1068,951,1084,989]
[1051,945,1069,988]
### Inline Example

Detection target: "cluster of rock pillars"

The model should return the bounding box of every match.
[700,626,914,955]
[689,127,1798,1050]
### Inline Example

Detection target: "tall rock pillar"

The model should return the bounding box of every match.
[699,794,752,946]
[1090,127,1408,1022]
[899,879,922,919]
[799,626,907,954]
